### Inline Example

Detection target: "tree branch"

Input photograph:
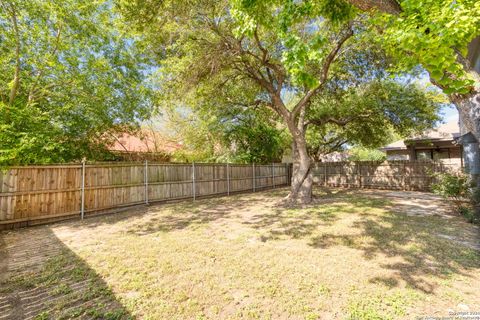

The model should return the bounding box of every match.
[346,0,478,98]
[28,23,63,104]
[346,0,402,14]
[307,117,351,127]
[238,37,286,94]
[231,47,292,120]
[310,135,348,161]
[253,27,268,63]
[292,25,354,118]
[8,4,21,105]
[207,19,293,127]
[306,112,373,128]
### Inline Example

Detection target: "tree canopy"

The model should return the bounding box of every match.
[306,80,443,160]
[232,0,479,94]
[118,0,444,203]
[164,105,288,163]
[0,0,152,165]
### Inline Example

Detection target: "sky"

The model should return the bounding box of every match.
[147,72,460,133]
[148,99,460,134]
[440,104,458,123]
[413,72,458,125]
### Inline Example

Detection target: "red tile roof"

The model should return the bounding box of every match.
[109,130,182,154]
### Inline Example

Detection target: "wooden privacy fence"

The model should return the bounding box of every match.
[312,160,460,191]
[0,160,461,228]
[0,162,289,228]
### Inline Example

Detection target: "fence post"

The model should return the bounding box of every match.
[357,162,362,188]
[192,162,196,201]
[253,163,256,192]
[80,159,86,220]
[144,160,149,205]
[213,164,216,194]
[324,163,327,187]
[226,163,230,196]
[272,163,275,188]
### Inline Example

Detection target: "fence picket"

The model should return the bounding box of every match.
[0,162,290,227]
[0,160,457,228]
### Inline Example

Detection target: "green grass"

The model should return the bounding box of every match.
[1,248,131,319]
[1,188,479,319]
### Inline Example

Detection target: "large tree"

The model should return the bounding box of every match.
[243,0,478,151]
[0,0,152,165]
[306,80,444,161]
[164,105,289,163]
[119,0,441,203]
[344,0,479,139]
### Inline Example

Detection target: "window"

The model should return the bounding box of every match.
[433,149,450,160]
[415,148,451,160]
[415,150,432,160]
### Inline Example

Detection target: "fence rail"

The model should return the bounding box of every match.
[0,162,289,228]
[0,160,460,229]
[312,160,459,191]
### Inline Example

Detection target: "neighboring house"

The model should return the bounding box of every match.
[319,151,351,162]
[380,120,462,166]
[281,148,350,163]
[109,130,182,162]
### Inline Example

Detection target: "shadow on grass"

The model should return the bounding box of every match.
[237,189,479,294]
[77,191,281,237]
[245,195,389,242]
[0,227,132,319]
[309,207,480,293]
[31,186,478,297]
[244,206,338,241]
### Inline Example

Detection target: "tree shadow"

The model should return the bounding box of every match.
[0,227,132,319]
[309,209,480,293]
[76,187,355,240]
[244,207,338,242]
[244,195,389,242]
[73,192,276,237]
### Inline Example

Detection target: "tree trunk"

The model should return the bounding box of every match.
[454,92,480,138]
[453,92,480,217]
[286,134,313,204]
[346,0,402,14]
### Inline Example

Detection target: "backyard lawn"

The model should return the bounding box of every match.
[0,188,479,320]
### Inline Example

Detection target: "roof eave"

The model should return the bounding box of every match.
[380,147,408,151]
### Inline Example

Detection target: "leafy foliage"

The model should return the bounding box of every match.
[165,104,289,163]
[0,0,152,165]
[431,169,480,224]
[234,0,479,95]
[369,0,480,94]
[306,80,442,160]
[431,171,471,205]
[0,102,115,165]
[120,0,442,162]
[348,147,386,162]
[222,109,289,163]
[430,171,479,223]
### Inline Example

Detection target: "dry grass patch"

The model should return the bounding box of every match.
[1,188,479,319]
